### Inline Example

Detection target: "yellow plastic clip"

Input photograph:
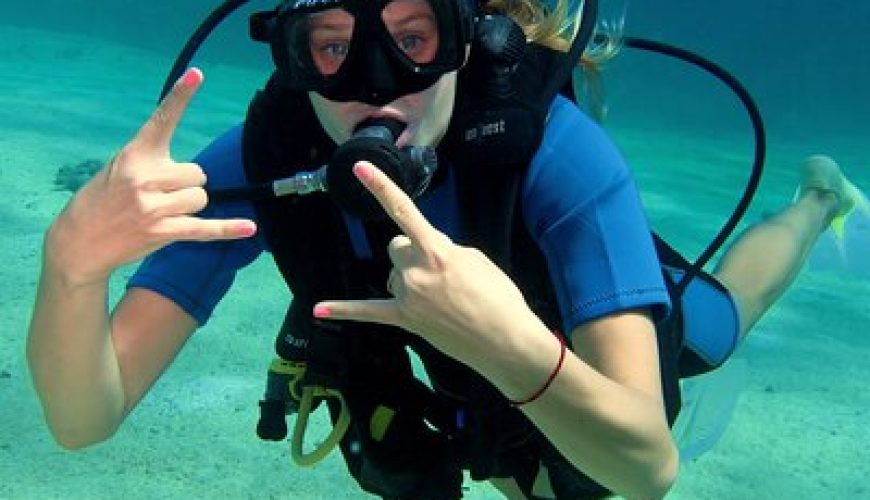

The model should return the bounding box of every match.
[290,385,352,467]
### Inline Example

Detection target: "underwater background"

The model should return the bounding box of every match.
[1,0,868,498]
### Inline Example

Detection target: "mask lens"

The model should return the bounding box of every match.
[381,0,440,65]
[284,8,355,77]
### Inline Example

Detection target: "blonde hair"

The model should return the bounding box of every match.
[484,0,623,68]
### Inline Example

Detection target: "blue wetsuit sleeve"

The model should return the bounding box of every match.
[522,97,671,334]
[126,125,265,326]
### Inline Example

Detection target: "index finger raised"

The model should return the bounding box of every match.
[134,68,204,151]
[353,161,438,247]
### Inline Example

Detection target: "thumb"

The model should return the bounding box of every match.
[314,299,402,327]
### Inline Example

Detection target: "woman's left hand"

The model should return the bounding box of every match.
[314,161,541,368]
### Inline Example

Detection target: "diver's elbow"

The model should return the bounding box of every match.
[641,443,680,500]
[53,429,113,451]
[620,441,679,500]
[48,419,120,451]
[655,456,679,499]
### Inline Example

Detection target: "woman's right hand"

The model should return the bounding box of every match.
[45,68,257,287]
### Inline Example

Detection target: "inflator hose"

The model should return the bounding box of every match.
[622,37,766,295]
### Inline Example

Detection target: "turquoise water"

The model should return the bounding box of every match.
[2,1,868,498]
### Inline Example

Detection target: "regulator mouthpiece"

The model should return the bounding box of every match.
[326,117,437,220]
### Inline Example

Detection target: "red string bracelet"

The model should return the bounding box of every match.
[509,332,567,407]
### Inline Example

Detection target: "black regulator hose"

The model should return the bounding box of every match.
[158,0,251,103]
[622,36,767,296]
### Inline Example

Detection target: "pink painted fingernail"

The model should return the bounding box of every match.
[353,162,374,182]
[313,305,331,318]
[181,68,202,88]
[238,221,257,237]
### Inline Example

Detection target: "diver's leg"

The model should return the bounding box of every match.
[713,155,849,339]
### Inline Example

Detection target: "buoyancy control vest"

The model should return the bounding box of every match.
[240,18,688,500]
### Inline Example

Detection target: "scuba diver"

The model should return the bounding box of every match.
[26,0,866,498]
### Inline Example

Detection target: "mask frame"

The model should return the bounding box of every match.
[252,0,475,105]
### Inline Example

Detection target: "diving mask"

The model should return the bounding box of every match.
[251,0,475,105]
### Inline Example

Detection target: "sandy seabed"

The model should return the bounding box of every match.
[1,25,868,499]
